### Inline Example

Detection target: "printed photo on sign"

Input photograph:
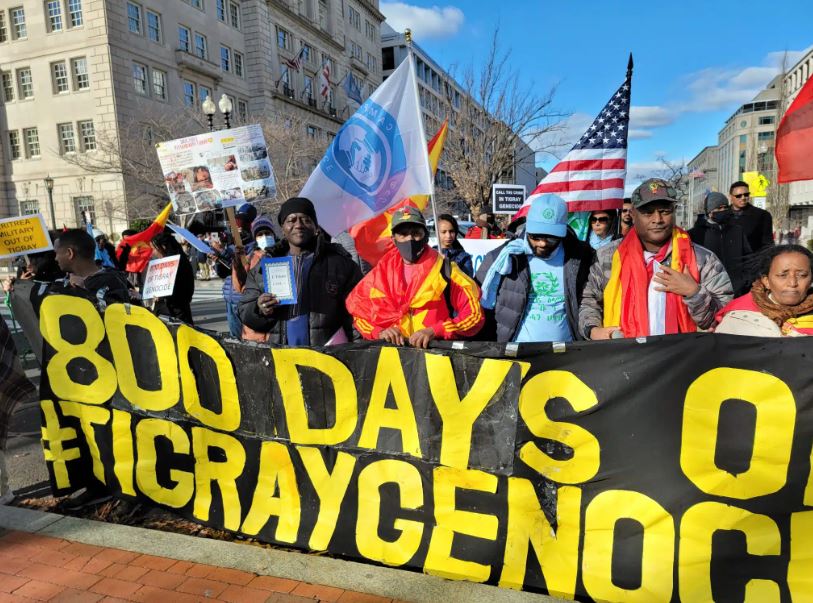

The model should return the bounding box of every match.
[0,213,53,260]
[156,124,277,216]
[261,256,297,305]
[142,255,181,300]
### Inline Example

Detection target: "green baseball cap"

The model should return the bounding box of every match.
[631,178,678,208]
[390,205,426,231]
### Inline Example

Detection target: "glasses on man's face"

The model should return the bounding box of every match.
[590,216,609,224]
[621,208,631,214]
[732,192,751,199]
[527,234,562,245]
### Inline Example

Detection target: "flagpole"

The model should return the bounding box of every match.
[404,29,440,237]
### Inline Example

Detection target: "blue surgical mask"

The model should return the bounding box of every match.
[255,234,274,250]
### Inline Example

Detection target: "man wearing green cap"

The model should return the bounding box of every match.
[579,178,733,339]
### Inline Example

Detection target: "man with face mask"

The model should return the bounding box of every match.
[476,194,596,342]
[688,192,752,296]
[346,205,484,348]
[579,179,733,339]
[238,197,361,345]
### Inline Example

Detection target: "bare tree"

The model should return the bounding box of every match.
[767,52,791,233]
[440,29,566,215]
[62,103,330,224]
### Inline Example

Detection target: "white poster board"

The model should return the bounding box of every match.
[156,124,277,215]
[142,255,181,300]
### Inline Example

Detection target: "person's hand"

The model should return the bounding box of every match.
[408,327,435,349]
[379,326,404,346]
[2,277,14,293]
[590,326,621,340]
[19,270,34,280]
[653,265,700,297]
[257,293,279,316]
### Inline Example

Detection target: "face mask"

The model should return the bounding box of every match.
[395,237,428,263]
[255,235,274,250]
[713,209,732,224]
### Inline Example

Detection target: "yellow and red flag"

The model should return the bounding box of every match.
[349,120,448,266]
[116,202,172,273]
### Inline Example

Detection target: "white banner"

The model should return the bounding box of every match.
[142,255,181,300]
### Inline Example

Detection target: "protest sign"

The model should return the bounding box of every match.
[0,214,52,260]
[156,124,276,216]
[141,255,181,300]
[492,184,526,214]
[34,296,813,600]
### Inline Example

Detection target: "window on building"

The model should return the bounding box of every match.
[758,115,775,126]
[146,10,161,42]
[74,196,95,225]
[79,120,95,150]
[52,62,70,93]
[72,57,89,89]
[152,69,167,100]
[46,0,63,32]
[277,27,289,50]
[0,12,7,43]
[237,99,247,122]
[194,32,207,59]
[17,68,33,99]
[199,85,211,104]
[68,0,83,27]
[348,6,360,30]
[23,127,40,158]
[306,125,317,138]
[365,20,374,40]
[132,63,148,95]
[185,0,203,9]
[57,122,76,153]
[1,72,13,101]
[20,200,39,215]
[216,0,226,20]
[304,75,313,98]
[183,80,195,106]
[229,1,240,29]
[127,2,141,34]
[234,51,243,77]
[220,45,231,71]
[302,43,313,65]
[280,63,290,86]
[8,131,21,160]
[758,131,775,141]
[318,0,328,30]
[350,41,362,60]
[178,25,190,51]
[10,7,26,39]
[382,47,394,71]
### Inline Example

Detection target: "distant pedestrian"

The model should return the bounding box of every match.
[689,192,753,296]
[435,213,474,278]
[620,198,633,236]
[729,180,773,253]
[588,210,619,250]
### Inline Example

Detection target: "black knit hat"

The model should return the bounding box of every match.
[278,197,317,225]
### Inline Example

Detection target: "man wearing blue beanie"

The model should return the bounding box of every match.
[476,194,596,342]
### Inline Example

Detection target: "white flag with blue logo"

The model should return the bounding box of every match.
[300,57,433,236]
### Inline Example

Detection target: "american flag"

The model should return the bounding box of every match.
[284,47,305,72]
[515,56,633,219]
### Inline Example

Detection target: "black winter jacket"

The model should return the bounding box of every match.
[238,235,362,345]
[152,253,195,324]
[730,204,773,253]
[475,234,596,342]
[688,215,753,296]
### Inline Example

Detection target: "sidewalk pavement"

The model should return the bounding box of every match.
[0,505,557,603]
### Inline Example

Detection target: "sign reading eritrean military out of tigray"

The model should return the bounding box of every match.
[492,184,526,214]
[34,294,813,601]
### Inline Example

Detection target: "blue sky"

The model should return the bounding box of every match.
[380,0,812,188]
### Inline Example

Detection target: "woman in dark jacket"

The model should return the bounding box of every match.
[434,214,474,277]
[150,232,195,324]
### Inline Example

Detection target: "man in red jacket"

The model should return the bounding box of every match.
[346,206,484,348]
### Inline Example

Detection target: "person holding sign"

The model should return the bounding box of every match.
[238,197,362,345]
[346,206,484,348]
[579,179,733,340]
[149,233,195,324]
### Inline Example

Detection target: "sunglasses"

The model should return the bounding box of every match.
[732,192,751,199]
[590,216,609,224]
[621,208,630,213]
[527,234,562,245]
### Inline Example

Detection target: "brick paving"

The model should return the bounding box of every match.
[0,531,398,603]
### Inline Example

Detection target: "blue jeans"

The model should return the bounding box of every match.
[226,300,242,338]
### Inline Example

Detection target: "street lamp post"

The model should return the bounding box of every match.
[43,175,56,231]
[218,94,233,129]
[202,96,217,132]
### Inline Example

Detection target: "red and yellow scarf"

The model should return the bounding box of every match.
[604,228,700,337]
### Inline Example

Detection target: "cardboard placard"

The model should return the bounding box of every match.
[141,255,181,300]
[0,214,53,260]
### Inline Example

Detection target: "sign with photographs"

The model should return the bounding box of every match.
[156,124,277,216]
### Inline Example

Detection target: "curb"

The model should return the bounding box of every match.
[0,505,561,603]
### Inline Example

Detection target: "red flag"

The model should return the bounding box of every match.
[776,75,813,183]
[349,121,448,266]
[116,202,172,273]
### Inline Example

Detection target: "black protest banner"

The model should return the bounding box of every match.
[35,294,813,601]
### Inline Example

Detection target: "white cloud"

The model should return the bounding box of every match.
[628,129,654,140]
[527,112,593,161]
[630,106,675,128]
[380,2,464,40]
